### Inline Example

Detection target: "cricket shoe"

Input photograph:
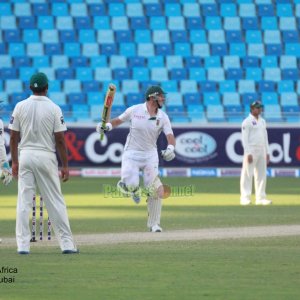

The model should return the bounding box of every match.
[255,199,272,205]
[18,251,30,255]
[150,224,162,232]
[117,181,131,196]
[62,249,80,254]
[240,199,251,206]
[131,191,141,204]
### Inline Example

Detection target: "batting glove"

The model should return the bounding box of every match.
[96,122,113,134]
[161,145,175,161]
[0,161,13,186]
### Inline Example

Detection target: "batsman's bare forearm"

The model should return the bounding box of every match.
[54,132,68,168]
[166,134,176,147]
[110,118,123,128]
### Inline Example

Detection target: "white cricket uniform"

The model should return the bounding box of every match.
[9,95,76,252]
[0,119,8,164]
[240,113,269,203]
[118,102,173,228]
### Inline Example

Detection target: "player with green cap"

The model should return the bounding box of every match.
[9,72,78,254]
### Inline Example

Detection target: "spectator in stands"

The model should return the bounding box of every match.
[240,100,272,206]
[96,86,176,232]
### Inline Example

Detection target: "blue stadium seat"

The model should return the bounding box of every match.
[45,43,62,56]
[193,44,210,57]
[71,4,88,17]
[264,68,281,82]
[225,105,243,123]
[135,29,152,43]
[223,56,240,70]
[156,44,172,56]
[74,17,91,29]
[11,93,28,105]
[95,68,112,81]
[258,81,276,93]
[56,17,73,30]
[189,68,206,82]
[229,43,246,57]
[89,4,106,16]
[108,3,125,16]
[282,30,299,43]
[257,4,275,17]
[64,80,81,93]
[186,17,203,30]
[242,56,260,68]
[223,93,240,106]
[76,68,93,81]
[79,29,96,43]
[82,81,100,93]
[206,105,225,122]
[1,68,17,79]
[184,93,201,105]
[266,44,283,56]
[180,80,198,94]
[126,93,143,106]
[63,43,81,57]
[14,56,31,67]
[9,43,25,57]
[166,93,182,106]
[1,16,17,30]
[3,30,21,42]
[246,30,262,44]
[202,4,218,17]
[185,57,202,68]
[238,80,256,93]
[183,3,200,17]
[262,92,278,105]
[221,4,237,17]
[200,81,217,93]
[119,43,136,57]
[138,44,155,57]
[261,17,278,30]
[203,93,221,106]
[70,57,88,68]
[263,104,283,122]
[242,17,259,30]
[282,69,299,81]
[151,68,168,81]
[122,80,140,94]
[171,30,188,42]
[33,56,49,68]
[168,17,186,30]
[52,3,69,16]
[161,80,178,92]
[59,30,76,43]
[282,106,300,123]
[113,68,130,80]
[145,4,163,16]
[68,93,86,104]
[112,17,129,30]
[226,68,243,80]
[165,3,181,16]
[246,68,262,81]
[248,44,265,57]
[132,67,149,81]
[207,68,225,81]
[56,68,74,80]
[19,67,36,81]
[83,43,101,57]
[101,44,117,56]
[48,80,61,93]
[5,80,23,94]
[115,30,133,42]
[277,81,294,94]
[126,3,143,17]
[186,105,206,122]
[110,55,127,69]
[130,17,148,29]
[37,16,54,30]
[219,80,236,93]
[14,3,31,17]
[205,17,222,30]
[280,93,298,106]
[87,92,104,105]
[33,4,50,16]
[93,16,110,30]
[225,30,243,43]
[242,93,259,106]
[129,57,145,67]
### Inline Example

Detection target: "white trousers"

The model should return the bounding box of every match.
[16,150,76,252]
[121,150,162,228]
[240,146,267,202]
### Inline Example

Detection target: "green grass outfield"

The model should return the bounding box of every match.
[0,177,300,300]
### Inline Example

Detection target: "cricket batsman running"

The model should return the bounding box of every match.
[96,86,176,232]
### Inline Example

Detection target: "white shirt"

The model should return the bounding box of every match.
[241,113,269,155]
[118,103,173,152]
[0,119,7,163]
[8,95,67,153]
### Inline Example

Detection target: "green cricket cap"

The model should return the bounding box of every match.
[30,72,48,89]
[250,100,263,108]
[145,86,166,99]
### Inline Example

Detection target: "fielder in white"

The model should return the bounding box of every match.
[96,86,176,232]
[0,116,13,244]
[9,72,78,254]
[240,100,272,206]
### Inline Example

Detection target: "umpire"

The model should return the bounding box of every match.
[9,72,78,254]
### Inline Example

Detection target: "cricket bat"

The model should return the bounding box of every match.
[100,84,116,140]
